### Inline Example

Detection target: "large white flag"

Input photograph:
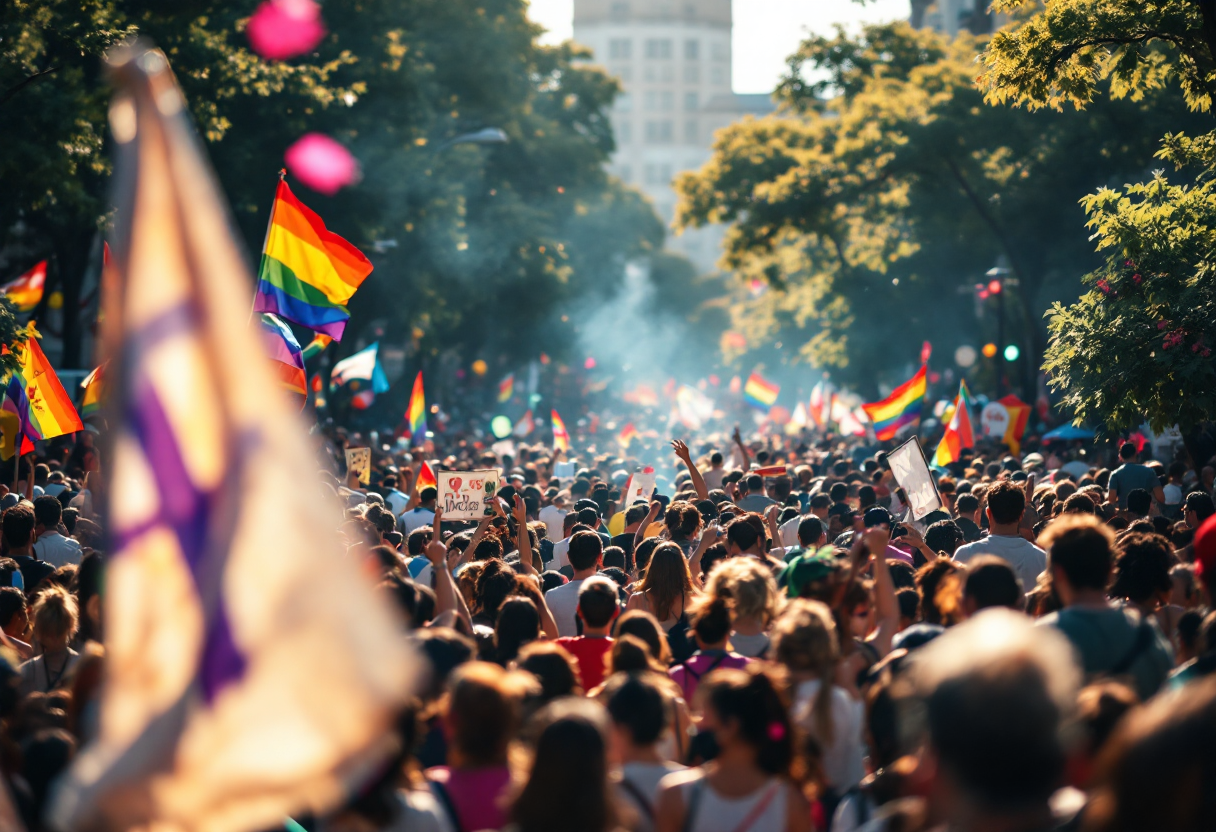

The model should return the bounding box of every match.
[50,43,415,832]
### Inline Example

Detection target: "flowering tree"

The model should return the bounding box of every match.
[1043,133,1216,435]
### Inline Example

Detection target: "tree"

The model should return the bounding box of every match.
[674,22,1204,394]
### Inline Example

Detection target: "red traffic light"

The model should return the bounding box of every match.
[988,279,1003,294]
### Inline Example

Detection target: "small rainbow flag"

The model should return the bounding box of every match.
[513,409,535,438]
[259,313,307,403]
[743,372,780,411]
[497,373,514,403]
[406,371,426,444]
[933,382,975,467]
[4,328,83,446]
[862,365,927,441]
[618,422,639,448]
[417,460,437,491]
[300,332,333,361]
[79,363,107,419]
[253,179,373,341]
[551,409,569,453]
[2,261,46,313]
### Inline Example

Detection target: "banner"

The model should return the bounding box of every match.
[620,468,656,507]
[345,447,371,485]
[886,437,943,521]
[437,469,500,520]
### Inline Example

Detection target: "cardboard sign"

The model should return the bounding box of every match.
[620,469,656,507]
[345,447,371,485]
[553,461,576,480]
[886,438,943,521]
[437,469,500,520]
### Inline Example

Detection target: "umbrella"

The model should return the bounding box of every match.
[1042,424,1095,442]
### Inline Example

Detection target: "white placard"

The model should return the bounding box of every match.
[437,469,500,520]
[981,402,1010,439]
[553,461,576,479]
[620,469,656,507]
[886,438,943,521]
[345,447,371,485]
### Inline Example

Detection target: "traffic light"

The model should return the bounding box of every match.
[1004,344,1020,362]
[982,343,998,358]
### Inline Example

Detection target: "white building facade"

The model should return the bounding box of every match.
[572,0,771,274]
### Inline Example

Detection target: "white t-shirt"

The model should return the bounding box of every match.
[778,516,804,548]
[539,504,568,541]
[384,488,410,516]
[399,507,436,536]
[953,534,1047,595]
[550,535,573,572]
[545,578,586,637]
[33,532,82,569]
[793,679,865,791]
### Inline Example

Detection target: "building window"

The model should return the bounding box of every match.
[645,120,674,143]
[711,42,728,61]
[611,2,629,22]
[644,39,673,59]
[684,91,698,111]
[609,38,632,59]
[684,39,700,60]
[711,65,727,85]
[683,64,700,84]
[661,90,674,111]
[618,120,632,144]
[684,119,698,143]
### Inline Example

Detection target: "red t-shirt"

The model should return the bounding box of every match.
[557,636,614,691]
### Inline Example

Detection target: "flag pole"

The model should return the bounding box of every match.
[11,449,18,493]
[248,169,287,324]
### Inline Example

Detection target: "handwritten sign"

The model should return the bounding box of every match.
[886,438,943,521]
[620,469,656,507]
[345,447,371,485]
[437,469,500,520]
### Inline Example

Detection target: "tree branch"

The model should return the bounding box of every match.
[0,67,60,107]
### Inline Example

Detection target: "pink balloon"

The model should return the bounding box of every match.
[247,0,326,61]
[284,133,360,195]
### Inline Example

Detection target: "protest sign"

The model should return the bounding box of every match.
[620,468,656,507]
[437,469,500,520]
[553,461,576,480]
[981,402,1010,439]
[345,447,371,485]
[886,438,943,521]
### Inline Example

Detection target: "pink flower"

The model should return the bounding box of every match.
[247,0,326,61]
[1096,278,1112,295]
[1132,273,1142,285]
[1204,349,1212,358]
[1158,320,1168,330]
[767,722,787,741]
[285,134,360,195]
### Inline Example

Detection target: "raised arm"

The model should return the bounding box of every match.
[688,524,720,590]
[863,527,899,658]
[634,499,662,552]
[426,509,472,631]
[672,439,709,501]
[732,425,751,470]
[458,514,495,568]
[514,495,537,577]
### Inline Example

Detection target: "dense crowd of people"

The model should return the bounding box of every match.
[1,425,1215,832]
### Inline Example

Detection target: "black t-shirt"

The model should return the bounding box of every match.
[12,556,54,596]
[610,533,636,571]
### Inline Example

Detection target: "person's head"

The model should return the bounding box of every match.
[962,555,1023,615]
[510,698,617,832]
[724,514,762,555]
[603,672,669,753]
[1184,491,1215,528]
[916,556,966,626]
[606,634,667,676]
[1110,532,1174,608]
[955,492,980,520]
[1118,441,1138,462]
[444,661,534,767]
[1125,488,1151,518]
[567,530,604,574]
[515,641,583,701]
[770,599,838,744]
[2,503,35,551]
[1062,492,1097,515]
[829,482,848,503]
[924,520,965,556]
[613,609,672,665]
[797,516,825,548]
[0,586,27,637]
[624,503,650,530]
[577,576,620,632]
[710,451,724,467]
[697,664,794,776]
[475,559,522,621]
[704,557,780,628]
[31,496,62,533]
[416,627,476,702]
[688,594,732,650]
[912,609,1080,820]
[1039,515,1115,601]
[635,542,692,621]
[30,584,78,651]
[986,480,1026,528]
[1083,677,1216,832]
[664,500,701,540]
[495,596,541,664]
[1071,681,1138,789]
[809,493,831,518]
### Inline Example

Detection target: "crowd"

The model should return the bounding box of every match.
[0,423,1215,832]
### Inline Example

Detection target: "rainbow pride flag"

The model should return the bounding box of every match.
[2,261,46,313]
[862,365,926,441]
[259,313,307,400]
[497,373,514,403]
[618,422,639,448]
[4,330,83,445]
[300,332,333,361]
[743,372,780,410]
[253,180,373,341]
[79,363,107,419]
[551,409,570,452]
[933,382,975,467]
[406,371,426,443]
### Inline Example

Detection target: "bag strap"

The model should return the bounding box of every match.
[730,783,782,832]
[619,777,654,821]
[1110,619,1155,676]
[680,780,703,832]
[428,779,465,832]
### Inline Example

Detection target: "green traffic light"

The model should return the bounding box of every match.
[1004,344,1020,362]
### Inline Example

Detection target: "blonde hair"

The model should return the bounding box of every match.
[770,599,838,744]
[31,584,78,644]
[705,558,781,625]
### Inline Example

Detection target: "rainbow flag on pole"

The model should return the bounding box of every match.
[405,371,426,443]
[4,329,83,447]
[862,365,927,441]
[2,261,46,313]
[79,363,107,420]
[300,332,333,361]
[253,179,373,341]
[259,313,308,403]
[551,409,570,452]
[743,372,780,411]
[497,373,514,403]
[933,382,975,467]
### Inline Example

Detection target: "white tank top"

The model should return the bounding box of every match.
[677,776,789,832]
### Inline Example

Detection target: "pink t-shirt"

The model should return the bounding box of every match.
[669,650,751,700]
[427,765,512,831]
